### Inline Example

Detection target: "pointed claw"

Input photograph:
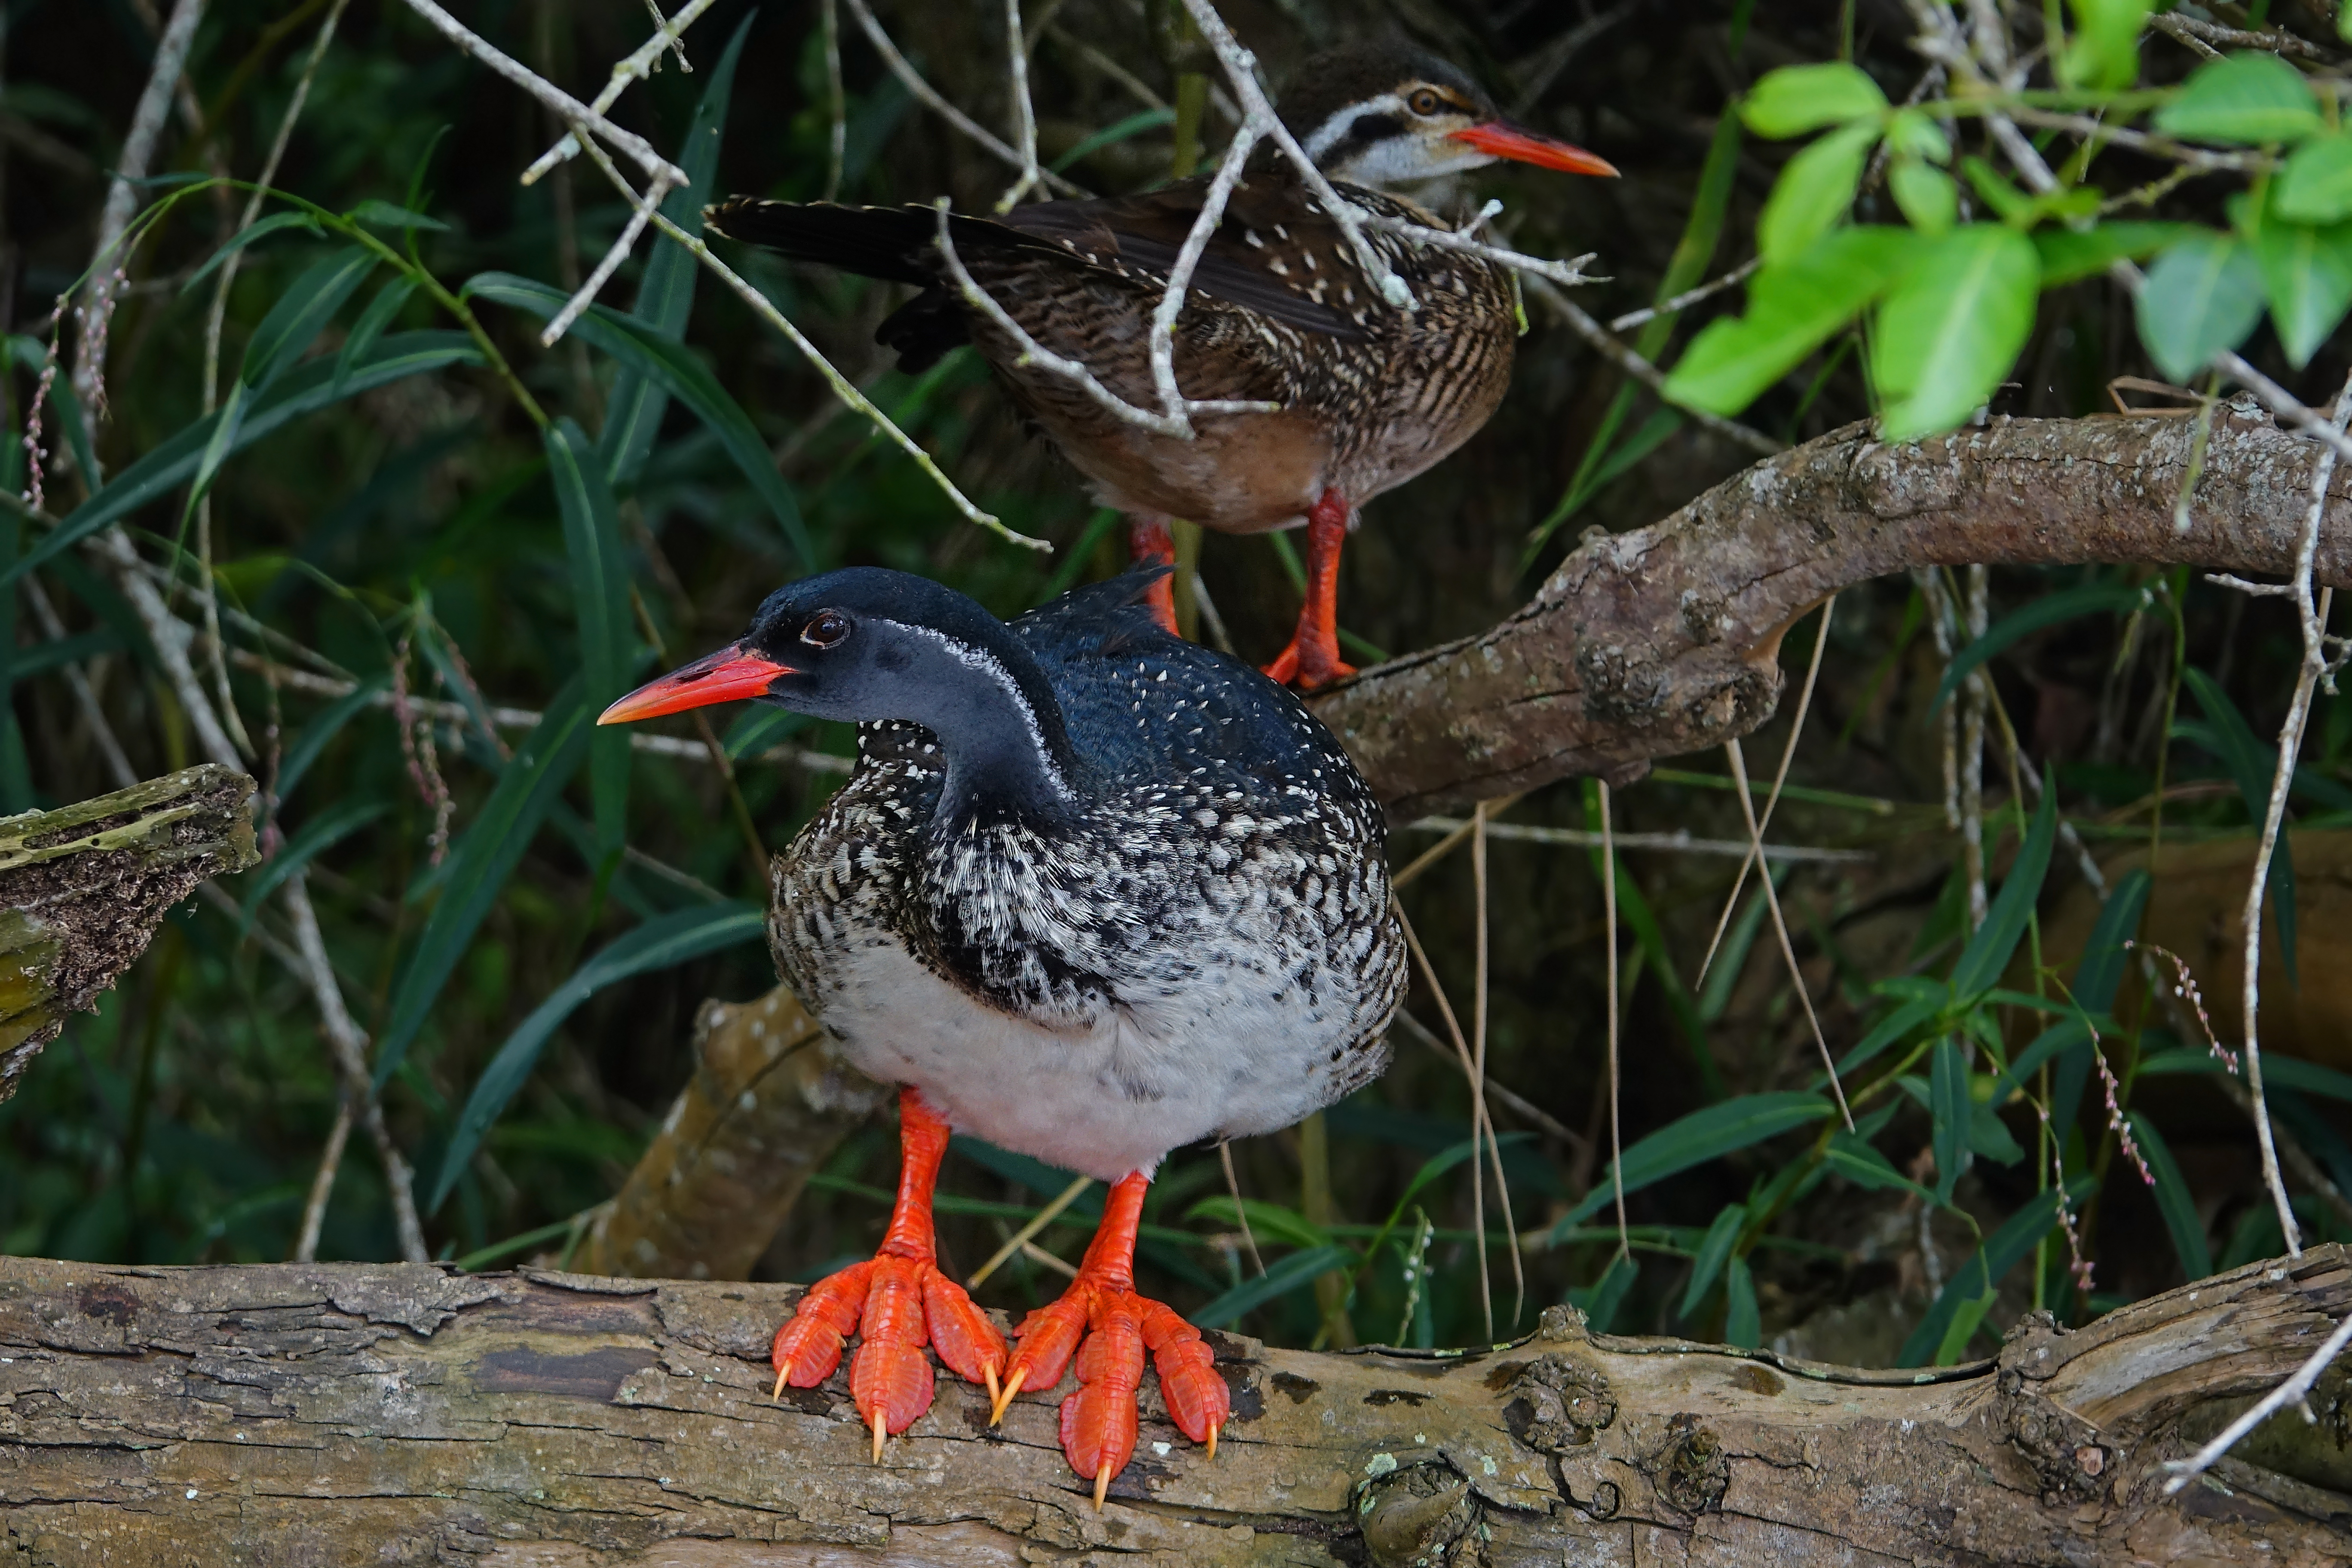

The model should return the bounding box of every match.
[871,1406,887,1463]
[1205,1421,1219,1462]
[983,1361,1001,1411]
[1093,1464,1112,1511]
[772,1365,789,1402]
[989,1365,1027,1427]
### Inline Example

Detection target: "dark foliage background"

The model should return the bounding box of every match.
[7,0,2351,1369]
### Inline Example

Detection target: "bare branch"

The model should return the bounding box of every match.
[1525,275,1781,456]
[1403,816,1868,863]
[1608,257,1761,334]
[840,0,1085,198]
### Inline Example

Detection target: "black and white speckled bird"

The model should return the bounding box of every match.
[703,40,1616,690]
[598,566,1407,1504]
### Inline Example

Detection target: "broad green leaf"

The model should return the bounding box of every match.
[2138,233,2266,381]
[276,674,389,801]
[1931,1037,1969,1206]
[1758,120,1880,263]
[2252,211,2352,368]
[470,273,813,566]
[1825,1130,1927,1197]
[1723,1256,1761,1348]
[1898,1185,2080,1365]
[1664,226,1919,415]
[1872,224,2040,440]
[1890,159,1956,236]
[1936,1283,1999,1366]
[2073,867,2151,1014]
[2126,1111,2213,1280]
[546,419,634,858]
[240,245,375,388]
[1833,993,1942,1077]
[2277,133,2352,224]
[335,277,417,386]
[2182,668,2297,984]
[2060,0,2155,92]
[346,198,449,232]
[1883,109,1950,165]
[5,332,481,589]
[1949,786,2058,998]
[178,211,323,296]
[373,686,595,1089]
[1969,1093,2024,1164]
[2035,222,2199,286]
[1962,156,2035,224]
[2154,52,2322,146]
[1678,1203,1746,1318]
[235,801,386,937]
[1742,63,1888,138]
[1192,1243,1358,1329]
[601,15,751,489]
[1990,1018,2092,1107]
[1556,1092,1836,1232]
[429,902,765,1210]
[1931,582,2153,713]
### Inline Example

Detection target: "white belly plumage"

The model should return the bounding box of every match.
[810,930,1381,1181]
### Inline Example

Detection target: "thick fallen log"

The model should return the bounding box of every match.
[1,1247,2346,1565]
[0,764,257,1103]
[1319,407,2352,818]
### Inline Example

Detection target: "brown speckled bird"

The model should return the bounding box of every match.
[707,40,1614,689]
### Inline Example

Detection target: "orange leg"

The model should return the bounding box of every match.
[771,1089,1006,1456]
[1261,488,1358,691]
[989,1172,1229,1508]
[1128,514,1180,636]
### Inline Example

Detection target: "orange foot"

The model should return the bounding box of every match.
[988,1172,1230,1508]
[1261,487,1357,691]
[771,1089,1006,1455]
[1129,514,1180,636]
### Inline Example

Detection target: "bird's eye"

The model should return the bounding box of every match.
[802,610,851,649]
[1407,88,1444,116]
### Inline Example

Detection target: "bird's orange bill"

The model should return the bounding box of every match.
[1450,121,1619,178]
[597,643,795,725]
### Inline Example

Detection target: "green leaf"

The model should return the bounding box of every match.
[1678,1203,1746,1318]
[1723,1256,1761,1348]
[2126,1111,2213,1281]
[546,419,635,858]
[335,277,417,387]
[1890,159,1957,236]
[1931,1037,1969,1206]
[1897,1185,2080,1365]
[1568,1251,1639,1333]
[1758,120,1880,263]
[1834,993,1943,1077]
[1950,787,2059,998]
[1935,1282,1998,1366]
[2138,233,2267,382]
[600,15,751,490]
[276,674,388,801]
[373,686,595,1090]
[1664,226,1919,415]
[1963,156,2036,225]
[346,198,450,232]
[1192,1243,1359,1329]
[2251,209,2352,368]
[2182,668,2297,985]
[4,332,481,590]
[178,211,323,296]
[240,245,376,388]
[2036,222,2200,286]
[1183,1196,1332,1250]
[2138,1045,2352,1103]
[1556,1092,1836,1233]
[1826,1130,1927,1197]
[1969,1093,2025,1164]
[1052,106,1176,172]
[2277,133,2352,224]
[235,801,386,938]
[2155,52,2323,147]
[1585,791,1720,1099]
[1931,582,2153,714]
[1872,224,2040,441]
[2074,867,2151,1015]
[1742,63,1889,138]
[469,273,813,566]
[2060,0,2155,92]
[1884,109,1951,165]
[429,902,766,1211]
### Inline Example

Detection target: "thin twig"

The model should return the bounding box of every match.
[521,0,720,183]
[1404,818,1867,863]
[1960,566,1990,931]
[291,1096,352,1263]
[1470,801,1526,1329]
[1608,257,1761,333]
[1394,902,1494,1341]
[1599,781,1628,1258]
[1390,1008,1589,1158]
[1698,595,1835,983]
[1724,739,1852,1128]
[840,0,1085,197]
[820,0,846,202]
[21,576,137,788]
[1218,1141,1265,1277]
[2163,1308,2352,1494]
[993,0,1043,211]
[965,1173,1091,1289]
[1525,276,1781,457]
[1358,211,1600,293]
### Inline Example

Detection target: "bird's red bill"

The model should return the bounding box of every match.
[1451,121,1619,178]
[598,643,795,724]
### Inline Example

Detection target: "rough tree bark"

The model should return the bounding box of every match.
[1317,406,2352,818]
[0,764,257,1103]
[1,1249,2348,1565]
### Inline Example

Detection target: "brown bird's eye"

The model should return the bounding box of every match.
[802,610,851,648]
[1407,87,1444,116]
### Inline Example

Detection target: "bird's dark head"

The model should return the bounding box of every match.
[600,567,1077,820]
[1279,40,1616,189]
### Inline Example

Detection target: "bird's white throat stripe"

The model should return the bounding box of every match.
[895,621,1072,800]
[1300,93,1409,165]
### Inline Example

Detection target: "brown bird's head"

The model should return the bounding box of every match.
[1277,40,1617,190]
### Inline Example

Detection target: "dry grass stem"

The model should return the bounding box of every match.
[1723,740,1853,1129]
[1219,1141,1265,1277]
[1599,780,1628,1257]
[966,1173,1092,1289]
[1470,801,1527,1329]
[1409,817,1868,864]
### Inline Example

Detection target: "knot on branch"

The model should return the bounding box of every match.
[1499,1352,1617,1453]
[1357,1452,1484,1568]
[1644,1412,1730,1516]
